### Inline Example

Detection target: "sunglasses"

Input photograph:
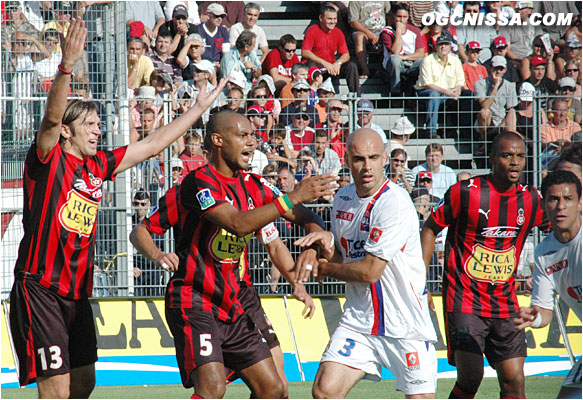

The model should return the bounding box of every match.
[175,15,187,20]
[211,14,226,18]
[254,114,267,119]
[493,66,505,71]
[562,87,575,92]
[266,174,277,179]
[420,178,432,182]
[392,158,406,163]
[533,44,544,49]
[283,48,296,53]
[193,68,207,74]
[293,88,310,93]
[295,114,310,121]
[255,95,267,99]
[566,68,579,73]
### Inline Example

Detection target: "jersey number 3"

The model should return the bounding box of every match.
[338,338,355,357]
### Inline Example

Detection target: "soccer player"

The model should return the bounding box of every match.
[514,170,582,399]
[7,18,228,399]
[295,128,437,399]
[132,110,338,398]
[130,183,316,397]
[420,131,548,399]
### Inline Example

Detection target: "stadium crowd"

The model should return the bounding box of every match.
[2,0,582,294]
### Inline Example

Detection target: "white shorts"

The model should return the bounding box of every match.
[321,325,437,395]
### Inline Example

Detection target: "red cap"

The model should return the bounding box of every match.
[530,55,546,66]
[493,36,507,48]
[466,41,481,50]
[129,21,145,38]
[247,105,266,115]
[308,66,322,83]
[418,171,432,180]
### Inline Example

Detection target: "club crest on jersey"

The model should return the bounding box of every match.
[517,208,525,226]
[58,190,99,237]
[464,243,516,283]
[73,178,103,200]
[196,189,215,210]
[360,210,371,232]
[369,227,382,243]
[406,352,420,370]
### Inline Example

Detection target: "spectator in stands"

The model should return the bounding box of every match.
[458,171,472,181]
[388,116,414,158]
[302,129,342,176]
[338,167,351,189]
[1,1,40,51]
[534,2,580,46]
[456,1,496,64]
[199,1,245,30]
[462,41,488,92]
[277,165,297,193]
[421,11,447,56]
[131,86,158,138]
[541,98,582,146]
[196,3,230,65]
[412,143,457,199]
[318,99,348,164]
[150,69,175,108]
[563,61,582,97]
[33,29,61,89]
[381,3,424,96]
[314,78,336,122]
[229,3,269,64]
[257,75,281,119]
[247,104,269,143]
[411,186,432,224]
[280,62,309,109]
[402,1,434,29]
[180,131,207,177]
[43,1,72,53]
[499,2,541,62]
[285,108,316,158]
[485,36,521,85]
[307,67,323,106]
[264,123,295,169]
[128,21,150,53]
[556,37,582,79]
[248,85,273,136]
[520,35,556,82]
[280,80,320,128]
[555,144,582,181]
[354,99,387,144]
[558,77,582,124]
[474,56,518,149]
[125,2,165,48]
[164,1,200,25]
[348,1,391,79]
[516,82,547,142]
[220,30,261,93]
[248,131,270,175]
[169,158,184,185]
[414,32,467,139]
[522,55,560,111]
[148,32,183,85]
[180,59,217,124]
[262,34,300,94]
[210,86,245,115]
[176,33,207,82]
[385,148,414,194]
[215,69,247,106]
[302,5,361,96]
[159,5,198,58]
[414,171,441,204]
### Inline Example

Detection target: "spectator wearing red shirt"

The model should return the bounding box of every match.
[179,131,207,177]
[262,34,300,94]
[285,107,316,158]
[462,41,488,92]
[301,5,361,96]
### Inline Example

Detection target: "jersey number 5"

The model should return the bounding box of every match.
[200,334,213,356]
[338,338,355,357]
[37,346,63,370]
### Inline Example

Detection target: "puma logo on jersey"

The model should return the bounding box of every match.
[479,209,491,220]
[467,179,477,188]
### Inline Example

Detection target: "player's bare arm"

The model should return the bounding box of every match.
[293,231,341,282]
[129,223,179,271]
[317,252,386,284]
[421,216,444,312]
[513,305,553,330]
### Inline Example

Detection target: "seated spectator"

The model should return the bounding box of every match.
[314,78,336,122]
[280,63,309,109]
[229,3,269,63]
[388,116,414,160]
[474,56,518,147]
[210,86,245,115]
[248,131,270,175]
[294,149,319,182]
[348,1,391,79]
[402,1,434,29]
[563,60,582,97]
[196,3,230,65]
[421,11,455,56]
[414,32,468,138]
[456,1,496,64]
[264,124,295,169]
[338,167,351,189]
[380,3,424,96]
[411,143,457,199]
[277,165,297,193]
[220,30,261,94]
[556,37,582,79]
[533,1,580,46]
[413,171,441,204]
[158,5,198,58]
[130,86,159,141]
[558,77,582,124]
[180,59,217,124]
[354,99,387,145]
[176,33,209,82]
[169,158,184,186]
[411,186,432,225]
[307,67,324,106]
[128,37,155,89]
[302,129,342,176]
[262,164,278,183]
[148,32,183,85]
[385,148,414,193]
[128,21,150,53]
[317,99,348,163]
[256,75,281,119]
[541,98,582,146]
[164,1,200,26]
[2,1,40,51]
[33,29,61,89]
[516,81,547,142]
[150,69,175,108]
[302,5,361,96]
[520,35,556,82]
[462,41,488,92]
[215,69,247,105]
[521,55,560,111]
[285,109,316,158]
[43,1,72,53]
[499,1,542,62]
[248,86,273,137]
[137,107,159,141]
[280,80,321,128]
[262,34,300,94]
[125,1,165,48]
[247,104,269,142]
[199,1,245,30]
[484,36,520,84]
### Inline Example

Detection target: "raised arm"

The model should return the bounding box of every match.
[36,17,87,160]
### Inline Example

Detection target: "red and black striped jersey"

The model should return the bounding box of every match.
[431,175,547,318]
[165,164,279,322]
[15,143,126,299]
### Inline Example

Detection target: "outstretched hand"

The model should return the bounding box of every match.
[60,17,87,71]
[193,77,229,113]
[289,173,339,205]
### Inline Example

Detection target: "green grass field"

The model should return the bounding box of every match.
[1,376,565,398]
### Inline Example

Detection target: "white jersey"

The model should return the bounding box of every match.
[331,180,437,342]
[532,227,582,320]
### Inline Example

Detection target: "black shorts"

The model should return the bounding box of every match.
[9,275,98,386]
[445,312,526,367]
[239,285,279,349]
[165,305,271,388]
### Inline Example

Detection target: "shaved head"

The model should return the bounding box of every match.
[346,128,384,157]
[346,129,387,197]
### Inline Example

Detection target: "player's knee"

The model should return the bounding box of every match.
[499,372,525,398]
[256,378,284,399]
[69,376,95,399]
[38,384,69,399]
[312,379,338,399]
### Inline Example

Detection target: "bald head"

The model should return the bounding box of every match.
[345,129,387,197]
[208,110,247,138]
[346,128,384,157]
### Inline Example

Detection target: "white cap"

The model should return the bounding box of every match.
[228,69,247,90]
[490,55,507,68]
[518,82,535,102]
[318,77,335,94]
[559,76,576,88]
[390,116,415,136]
[257,74,276,95]
[515,1,534,9]
[170,158,184,170]
[206,3,226,16]
[137,86,156,100]
[176,82,195,99]
[185,33,205,45]
[193,59,215,75]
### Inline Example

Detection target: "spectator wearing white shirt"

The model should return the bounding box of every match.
[411,143,457,199]
[229,3,269,64]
